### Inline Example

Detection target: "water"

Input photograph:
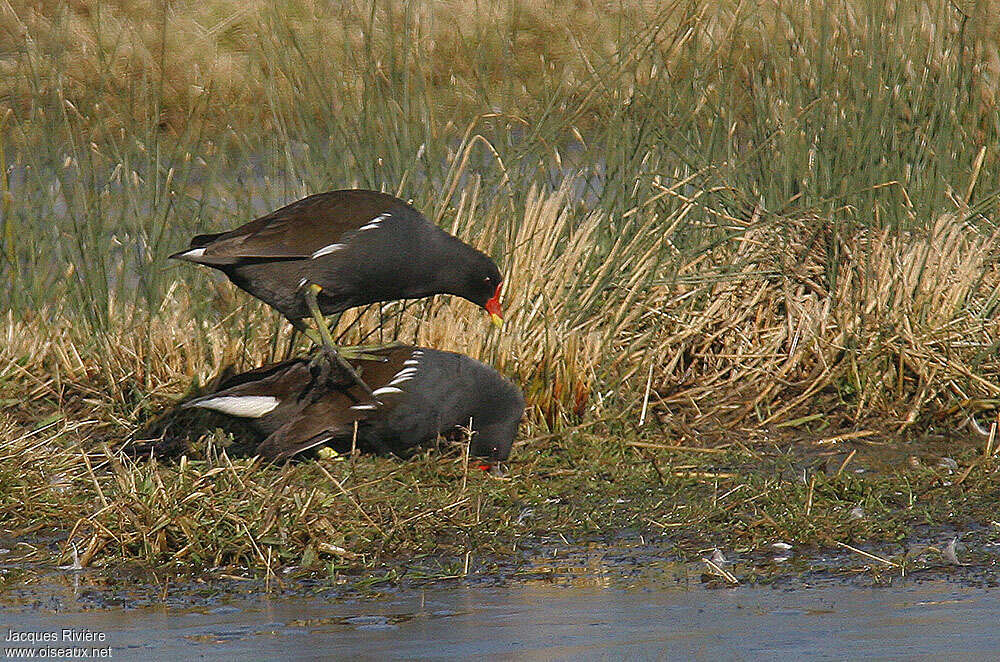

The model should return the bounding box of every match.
[3,575,999,660]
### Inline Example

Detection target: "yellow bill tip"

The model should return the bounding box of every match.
[490,313,504,328]
[316,447,337,459]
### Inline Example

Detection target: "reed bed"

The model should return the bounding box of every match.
[2,0,1000,572]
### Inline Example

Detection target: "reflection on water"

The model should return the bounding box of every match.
[2,572,998,660]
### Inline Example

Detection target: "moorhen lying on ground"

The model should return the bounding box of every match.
[171,190,504,396]
[184,345,524,463]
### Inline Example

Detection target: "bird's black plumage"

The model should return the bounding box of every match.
[184,346,524,462]
[170,189,504,322]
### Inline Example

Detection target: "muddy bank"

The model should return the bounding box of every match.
[4,524,1000,610]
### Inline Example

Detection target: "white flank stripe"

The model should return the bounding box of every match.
[351,404,378,411]
[311,242,346,259]
[357,212,391,233]
[403,359,420,367]
[181,247,206,258]
[371,386,403,398]
[191,396,279,418]
[389,370,417,385]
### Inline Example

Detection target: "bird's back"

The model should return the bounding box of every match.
[170,190,475,320]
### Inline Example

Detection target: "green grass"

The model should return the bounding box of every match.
[3,422,998,581]
[2,0,1000,576]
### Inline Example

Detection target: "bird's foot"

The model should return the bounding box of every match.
[336,342,402,362]
[300,282,376,398]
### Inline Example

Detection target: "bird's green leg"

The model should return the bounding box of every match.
[287,318,321,347]
[300,283,376,399]
[290,320,395,361]
[340,340,407,355]
[326,311,401,360]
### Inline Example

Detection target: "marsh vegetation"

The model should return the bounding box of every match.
[2,0,1000,578]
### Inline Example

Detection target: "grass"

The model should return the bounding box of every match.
[3,0,1000,579]
[3,420,998,582]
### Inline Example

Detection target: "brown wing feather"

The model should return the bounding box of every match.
[195,190,406,261]
[255,395,360,459]
[254,347,414,459]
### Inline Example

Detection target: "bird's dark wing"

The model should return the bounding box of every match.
[173,190,410,263]
[255,398,361,460]
[209,359,313,394]
[255,347,418,460]
[182,359,321,428]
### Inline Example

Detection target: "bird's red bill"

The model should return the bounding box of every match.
[485,282,503,320]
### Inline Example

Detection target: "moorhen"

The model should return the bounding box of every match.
[184,345,524,463]
[171,189,504,395]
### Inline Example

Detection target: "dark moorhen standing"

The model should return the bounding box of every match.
[170,189,504,397]
[170,189,503,324]
[184,346,524,463]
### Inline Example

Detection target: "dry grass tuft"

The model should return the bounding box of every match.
[648,208,1000,433]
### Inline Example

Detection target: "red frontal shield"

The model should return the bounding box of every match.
[485,282,503,326]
